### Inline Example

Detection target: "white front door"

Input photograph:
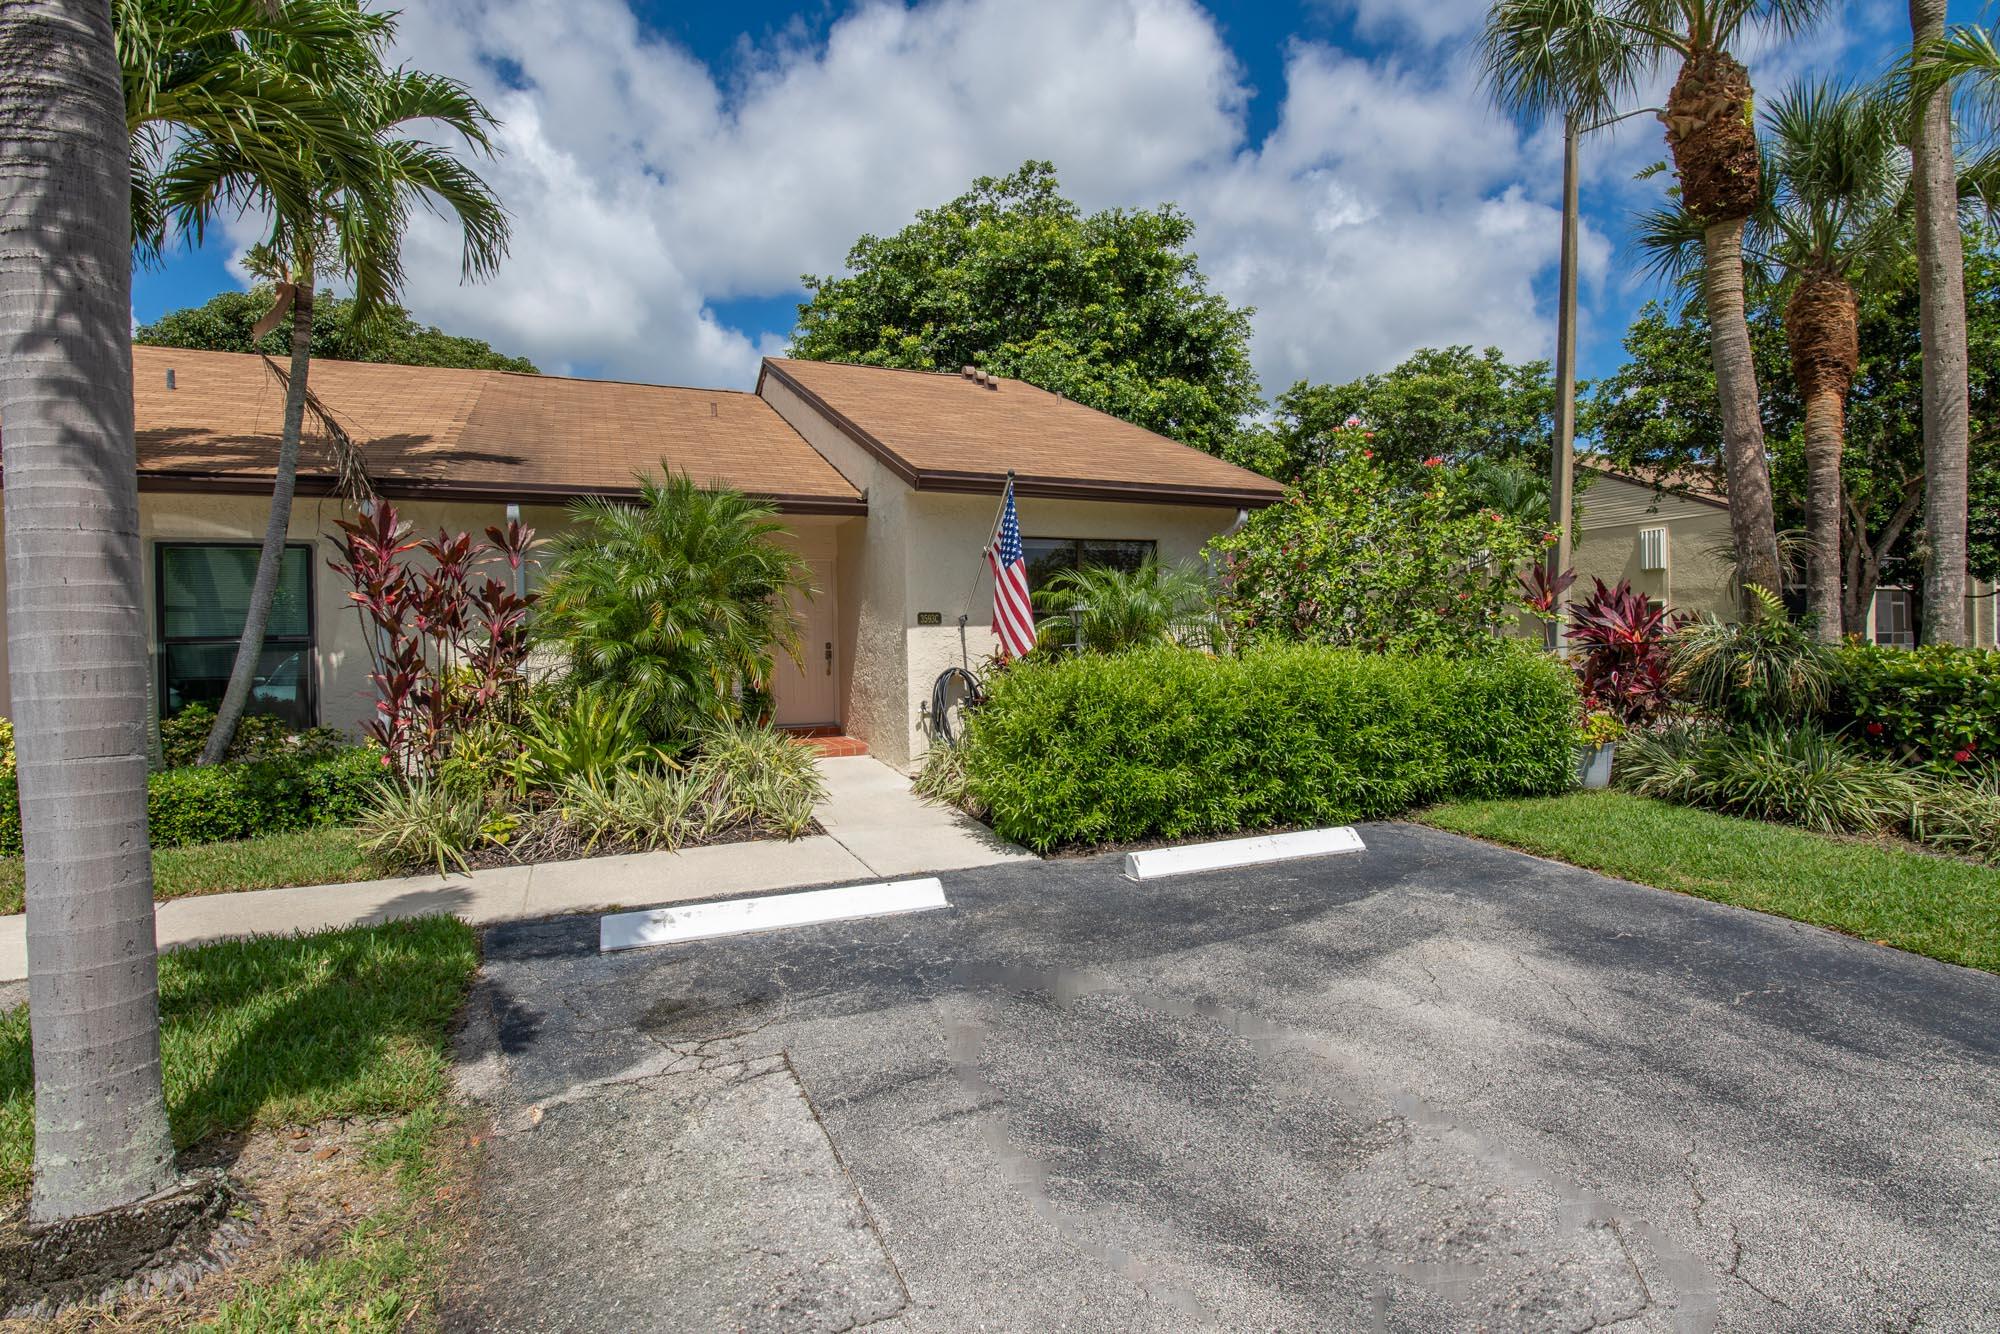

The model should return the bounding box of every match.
[771,557,838,726]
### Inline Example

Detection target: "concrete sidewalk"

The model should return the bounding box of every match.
[0,755,1029,982]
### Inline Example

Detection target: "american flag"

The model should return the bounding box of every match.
[988,478,1036,659]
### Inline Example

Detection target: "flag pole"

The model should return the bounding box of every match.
[984,469,1015,553]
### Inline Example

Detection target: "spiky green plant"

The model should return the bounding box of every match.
[511,689,665,793]
[537,474,813,740]
[1030,557,1214,654]
[357,781,485,874]
[1669,584,1834,725]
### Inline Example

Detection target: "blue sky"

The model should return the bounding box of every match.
[135,0,1971,397]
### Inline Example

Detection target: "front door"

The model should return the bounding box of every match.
[771,557,838,726]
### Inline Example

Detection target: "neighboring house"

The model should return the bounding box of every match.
[0,347,1280,768]
[1575,460,1998,645]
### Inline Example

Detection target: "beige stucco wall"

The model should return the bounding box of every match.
[759,365,1247,766]
[1573,473,1737,618]
[897,491,1238,764]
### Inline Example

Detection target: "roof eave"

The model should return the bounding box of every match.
[128,470,869,516]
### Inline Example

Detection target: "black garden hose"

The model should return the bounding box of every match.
[930,666,985,748]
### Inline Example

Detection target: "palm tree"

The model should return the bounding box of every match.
[0,0,179,1224]
[1030,558,1216,654]
[121,0,379,258]
[162,3,509,763]
[1638,0,1832,615]
[1903,16,1994,645]
[1762,81,1907,642]
[1480,0,1647,646]
[536,473,813,740]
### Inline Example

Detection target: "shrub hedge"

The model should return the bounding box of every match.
[1829,643,2000,773]
[0,746,382,856]
[963,643,1577,851]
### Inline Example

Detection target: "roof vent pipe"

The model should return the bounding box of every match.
[961,364,976,379]
[166,368,176,390]
[986,375,998,390]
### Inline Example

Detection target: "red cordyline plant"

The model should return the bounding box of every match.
[329,501,541,773]
[1566,578,1682,727]
[1516,563,1577,618]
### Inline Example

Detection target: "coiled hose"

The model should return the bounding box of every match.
[929,666,985,747]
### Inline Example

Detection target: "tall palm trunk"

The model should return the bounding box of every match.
[1787,274,1858,643]
[1702,218,1784,603]
[1909,0,1969,646]
[200,267,314,764]
[0,0,178,1222]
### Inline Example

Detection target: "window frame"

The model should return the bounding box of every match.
[1019,536,1160,619]
[154,540,319,726]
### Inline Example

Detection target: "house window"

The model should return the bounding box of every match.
[156,543,316,727]
[1872,587,1916,649]
[1020,538,1157,614]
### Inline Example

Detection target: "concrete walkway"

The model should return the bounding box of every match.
[0,756,1029,982]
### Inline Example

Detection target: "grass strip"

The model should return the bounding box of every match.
[0,827,379,916]
[1420,790,2000,974]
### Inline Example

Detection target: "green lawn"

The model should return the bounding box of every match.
[0,917,480,1328]
[0,826,378,916]
[1421,790,2000,974]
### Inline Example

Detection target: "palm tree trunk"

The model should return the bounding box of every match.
[1800,385,1847,643]
[0,0,178,1222]
[199,267,314,764]
[1702,217,1783,611]
[1910,0,1969,646]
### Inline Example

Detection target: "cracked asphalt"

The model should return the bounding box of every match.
[445,821,2000,1332]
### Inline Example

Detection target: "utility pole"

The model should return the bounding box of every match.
[1547,112,1580,654]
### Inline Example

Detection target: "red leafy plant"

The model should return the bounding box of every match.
[330,501,542,773]
[1516,564,1578,618]
[1566,578,1682,726]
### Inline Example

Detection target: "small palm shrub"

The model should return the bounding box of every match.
[1030,558,1214,653]
[1566,578,1678,725]
[1616,722,1923,836]
[1669,585,1832,728]
[535,473,811,738]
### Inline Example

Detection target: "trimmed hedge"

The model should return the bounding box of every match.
[1830,643,2000,773]
[963,643,1578,851]
[0,746,382,857]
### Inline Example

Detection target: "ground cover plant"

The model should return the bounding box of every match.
[961,641,1576,851]
[1422,791,2000,974]
[0,918,479,1325]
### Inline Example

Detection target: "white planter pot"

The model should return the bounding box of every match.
[1576,741,1615,790]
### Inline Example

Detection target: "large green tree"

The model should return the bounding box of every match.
[161,0,508,765]
[138,286,536,371]
[1232,346,1555,485]
[792,161,1260,457]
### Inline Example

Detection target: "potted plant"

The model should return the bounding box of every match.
[1575,705,1624,790]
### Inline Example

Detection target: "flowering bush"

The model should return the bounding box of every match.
[1209,442,1544,655]
[1830,642,2000,775]
[330,502,541,774]
[1567,578,1680,726]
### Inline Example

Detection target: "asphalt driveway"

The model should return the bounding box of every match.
[446,822,2000,1332]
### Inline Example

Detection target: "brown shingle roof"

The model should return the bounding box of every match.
[127,346,865,513]
[758,358,1284,508]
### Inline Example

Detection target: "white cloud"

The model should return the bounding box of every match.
[346,0,1610,394]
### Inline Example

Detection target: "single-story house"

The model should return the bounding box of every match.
[0,347,1282,768]
[1574,462,1998,646]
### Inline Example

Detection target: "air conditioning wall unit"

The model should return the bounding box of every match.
[1638,526,1667,572]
